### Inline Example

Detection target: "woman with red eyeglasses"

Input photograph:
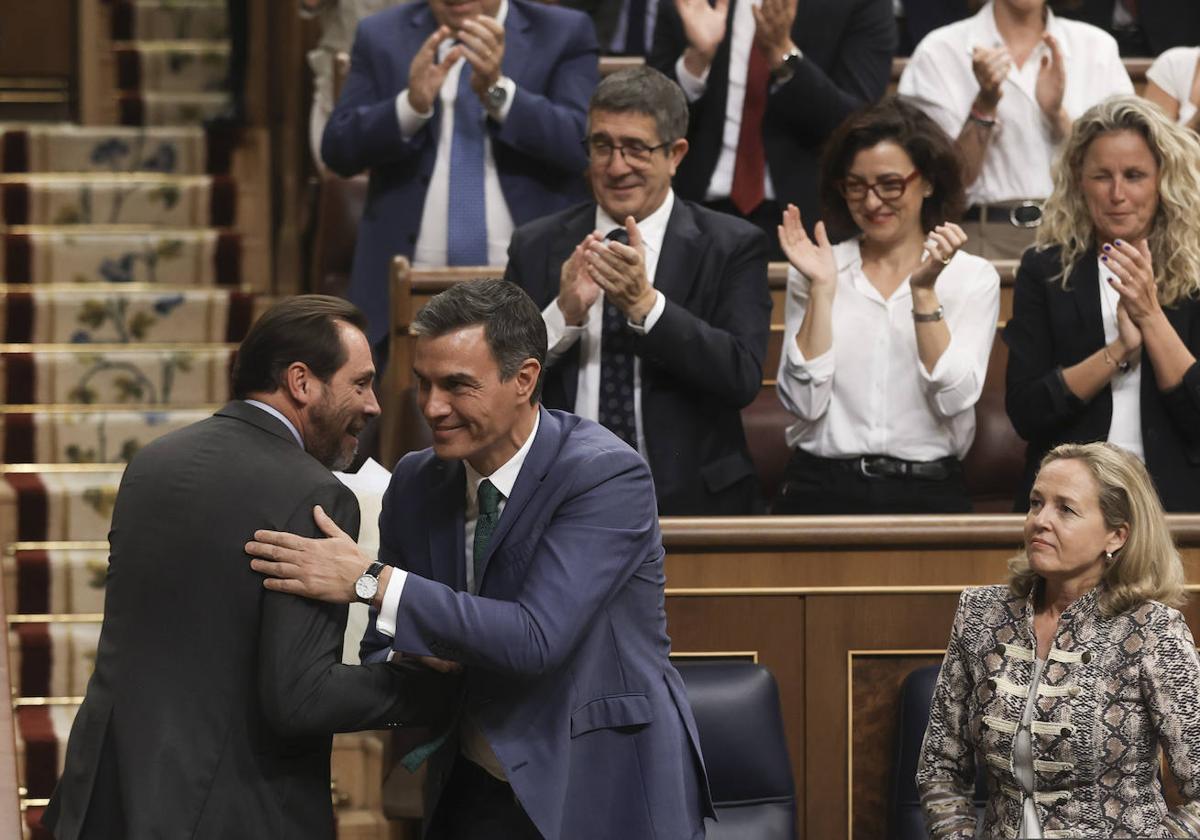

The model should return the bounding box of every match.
[771,96,1001,514]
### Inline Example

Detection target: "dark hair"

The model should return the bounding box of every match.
[819,96,966,241]
[231,295,368,398]
[589,66,689,144]
[411,279,547,404]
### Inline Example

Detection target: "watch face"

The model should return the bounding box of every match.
[355,574,378,600]
[487,86,507,108]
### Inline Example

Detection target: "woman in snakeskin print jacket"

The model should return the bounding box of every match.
[918,442,1200,838]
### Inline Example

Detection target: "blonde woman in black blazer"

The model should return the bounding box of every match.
[1004,96,1200,512]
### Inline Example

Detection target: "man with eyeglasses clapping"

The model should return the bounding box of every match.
[505,66,772,515]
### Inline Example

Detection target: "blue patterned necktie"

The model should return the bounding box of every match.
[598,229,638,450]
[472,479,502,593]
[447,61,488,265]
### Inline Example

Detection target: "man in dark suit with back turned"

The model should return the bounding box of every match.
[42,296,451,840]
[650,0,895,248]
[505,66,771,515]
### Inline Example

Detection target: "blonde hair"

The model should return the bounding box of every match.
[1035,96,1200,307]
[1008,442,1186,617]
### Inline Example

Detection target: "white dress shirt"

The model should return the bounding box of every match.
[1098,258,1145,461]
[1146,46,1200,127]
[776,239,1001,460]
[540,191,671,457]
[375,411,541,781]
[898,2,1132,205]
[674,0,776,202]
[395,0,517,266]
[243,400,303,448]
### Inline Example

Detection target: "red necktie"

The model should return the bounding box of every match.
[730,45,769,215]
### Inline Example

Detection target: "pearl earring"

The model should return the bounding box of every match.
[1104,550,1114,563]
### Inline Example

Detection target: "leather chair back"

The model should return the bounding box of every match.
[962,329,1026,512]
[890,664,987,840]
[675,660,797,840]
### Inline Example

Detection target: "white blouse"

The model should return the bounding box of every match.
[1146,46,1199,127]
[776,239,1001,461]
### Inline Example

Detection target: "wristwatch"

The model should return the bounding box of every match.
[771,47,803,82]
[354,561,386,604]
[485,78,509,112]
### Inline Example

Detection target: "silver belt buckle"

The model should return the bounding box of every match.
[859,456,885,479]
[1009,200,1043,229]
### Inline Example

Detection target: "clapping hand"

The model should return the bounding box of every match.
[407,26,464,114]
[457,15,505,102]
[1035,33,1067,127]
[1102,238,1161,327]
[557,232,603,325]
[675,0,729,72]
[971,45,1010,112]
[751,0,797,68]
[910,222,967,290]
[584,217,656,323]
[778,204,837,297]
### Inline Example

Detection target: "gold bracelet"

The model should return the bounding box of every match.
[1102,346,1131,374]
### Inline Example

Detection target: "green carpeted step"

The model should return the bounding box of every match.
[0,344,235,406]
[0,125,231,175]
[0,174,235,227]
[0,287,254,344]
[3,466,127,543]
[1,406,215,466]
[117,42,231,96]
[112,0,230,42]
[2,229,241,286]
[4,544,109,617]
[119,91,232,127]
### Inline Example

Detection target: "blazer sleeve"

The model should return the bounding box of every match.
[766,0,896,145]
[638,225,772,408]
[320,20,433,177]
[387,448,661,677]
[258,481,450,735]
[916,590,979,840]
[1003,252,1090,442]
[1141,609,1200,836]
[492,15,597,174]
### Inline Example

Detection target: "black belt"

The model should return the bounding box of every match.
[963,200,1043,228]
[799,451,960,481]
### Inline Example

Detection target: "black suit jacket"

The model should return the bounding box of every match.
[505,199,771,515]
[1060,0,1200,55]
[43,401,448,840]
[1003,247,1200,512]
[649,0,895,226]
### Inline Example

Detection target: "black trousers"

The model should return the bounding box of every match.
[771,449,973,515]
[428,756,542,840]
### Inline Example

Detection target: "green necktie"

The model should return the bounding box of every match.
[472,479,502,594]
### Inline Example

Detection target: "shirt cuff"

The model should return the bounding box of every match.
[488,76,516,123]
[373,567,408,639]
[784,337,835,382]
[543,297,587,355]
[627,290,666,334]
[674,56,709,102]
[396,90,432,142]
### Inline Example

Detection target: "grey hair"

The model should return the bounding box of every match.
[411,279,547,404]
[588,66,689,144]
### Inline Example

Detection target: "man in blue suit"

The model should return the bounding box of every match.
[246,280,711,839]
[321,0,599,347]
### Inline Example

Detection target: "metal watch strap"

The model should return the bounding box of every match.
[912,305,945,323]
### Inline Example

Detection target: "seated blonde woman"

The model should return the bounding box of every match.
[919,441,1200,839]
[1145,45,1200,133]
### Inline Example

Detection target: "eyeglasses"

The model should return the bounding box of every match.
[837,170,923,202]
[583,136,671,167]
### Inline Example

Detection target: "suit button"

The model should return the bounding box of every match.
[1080,651,1092,664]
[1060,726,1071,737]
[1068,685,1081,698]
[986,678,997,690]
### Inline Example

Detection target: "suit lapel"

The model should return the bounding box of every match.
[652,199,707,308]
[475,407,559,587]
[1069,255,1106,351]
[499,1,533,92]
[427,458,467,592]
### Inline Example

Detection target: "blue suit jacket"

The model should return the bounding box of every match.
[321,1,599,343]
[362,408,712,839]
